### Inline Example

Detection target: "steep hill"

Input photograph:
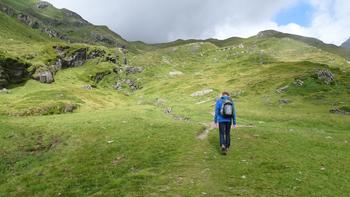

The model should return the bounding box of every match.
[0,0,131,48]
[257,30,350,60]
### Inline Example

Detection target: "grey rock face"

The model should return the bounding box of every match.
[36,1,51,9]
[91,71,111,84]
[315,69,334,85]
[61,48,88,68]
[0,58,30,88]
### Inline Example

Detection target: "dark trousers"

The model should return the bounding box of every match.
[219,122,231,148]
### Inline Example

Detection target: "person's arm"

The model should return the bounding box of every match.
[232,101,237,126]
[214,100,220,124]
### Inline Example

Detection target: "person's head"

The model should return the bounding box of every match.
[222,92,230,97]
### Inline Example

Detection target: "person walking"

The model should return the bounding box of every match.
[214,92,237,154]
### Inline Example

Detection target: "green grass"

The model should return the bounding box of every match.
[1,5,350,195]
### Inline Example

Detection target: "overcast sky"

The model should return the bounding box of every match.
[46,0,350,45]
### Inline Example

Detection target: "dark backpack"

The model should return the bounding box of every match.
[220,99,234,117]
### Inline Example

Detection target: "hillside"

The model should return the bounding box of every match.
[1,2,350,196]
[0,0,138,49]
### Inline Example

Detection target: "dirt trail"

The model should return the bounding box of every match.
[197,123,216,140]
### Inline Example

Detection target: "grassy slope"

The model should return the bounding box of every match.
[1,10,350,196]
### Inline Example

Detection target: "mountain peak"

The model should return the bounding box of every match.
[341,38,350,48]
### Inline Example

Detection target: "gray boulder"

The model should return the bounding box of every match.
[0,88,9,94]
[38,71,54,84]
[276,86,289,94]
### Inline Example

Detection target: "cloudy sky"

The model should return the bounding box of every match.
[46,0,350,45]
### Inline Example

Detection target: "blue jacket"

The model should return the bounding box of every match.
[214,96,236,125]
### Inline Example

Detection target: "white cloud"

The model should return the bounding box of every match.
[46,0,350,45]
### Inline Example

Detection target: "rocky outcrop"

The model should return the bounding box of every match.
[293,79,304,87]
[0,57,31,88]
[114,79,141,91]
[0,4,14,16]
[91,71,111,84]
[36,1,51,9]
[43,28,59,38]
[314,69,334,85]
[17,13,40,29]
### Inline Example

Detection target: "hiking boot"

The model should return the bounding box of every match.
[221,145,226,154]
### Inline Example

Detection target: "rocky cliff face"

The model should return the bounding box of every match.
[0,57,31,88]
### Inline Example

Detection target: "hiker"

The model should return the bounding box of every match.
[214,92,236,154]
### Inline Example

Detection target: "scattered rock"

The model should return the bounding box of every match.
[43,28,59,38]
[279,99,290,104]
[164,107,172,114]
[191,89,213,97]
[320,167,326,171]
[107,140,114,144]
[124,66,143,75]
[82,85,93,90]
[330,107,350,115]
[241,175,247,179]
[276,85,289,94]
[325,136,333,139]
[63,103,77,113]
[293,79,304,87]
[314,69,334,85]
[125,79,141,91]
[169,71,183,77]
[113,82,122,90]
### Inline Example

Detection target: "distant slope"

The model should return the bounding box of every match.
[152,37,243,49]
[256,30,350,60]
[341,38,350,48]
[0,0,131,48]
